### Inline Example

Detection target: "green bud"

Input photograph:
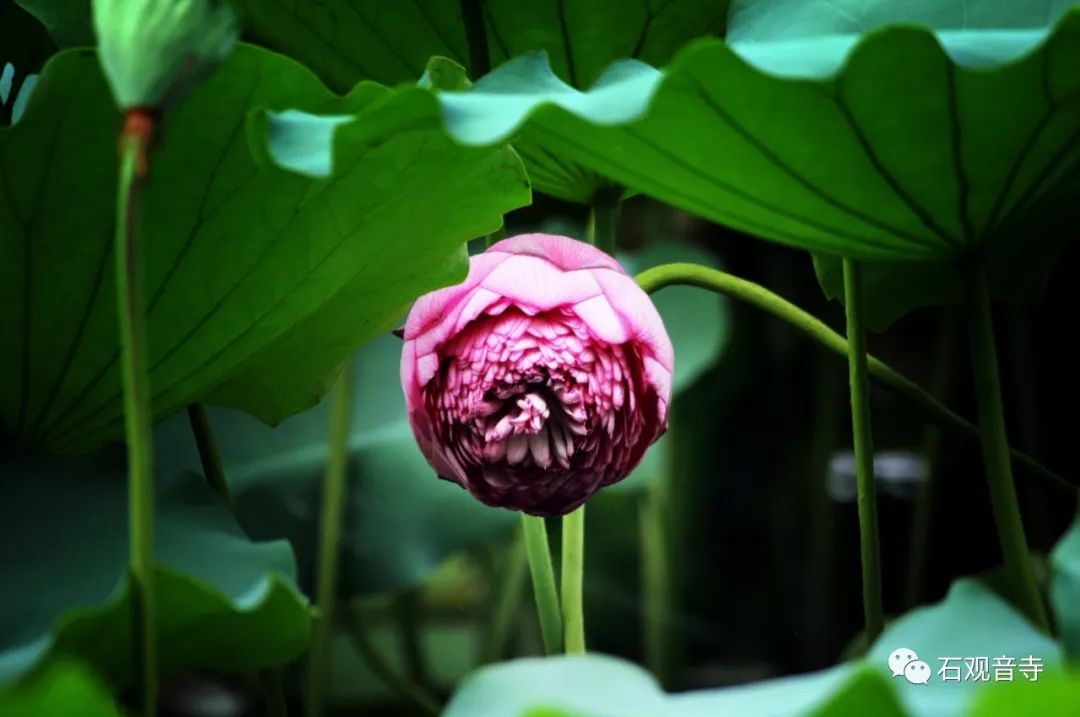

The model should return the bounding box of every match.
[92,0,238,109]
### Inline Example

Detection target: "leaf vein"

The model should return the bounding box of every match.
[685,76,942,251]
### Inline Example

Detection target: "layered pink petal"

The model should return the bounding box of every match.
[592,270,675,374]
[487,233,624,274]
[400,233,673,516]
[479,255,604,312]
[403,250,509,341]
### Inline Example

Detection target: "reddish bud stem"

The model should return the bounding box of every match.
[120,107,160,178]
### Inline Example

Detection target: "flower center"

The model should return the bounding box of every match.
[479,388,583,469]
[425,306,648,512]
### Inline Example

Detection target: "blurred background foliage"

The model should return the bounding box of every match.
[1,0,1079,715]
[53,195,1077,716]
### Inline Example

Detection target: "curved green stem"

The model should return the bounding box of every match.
[842,259,884,643]
[634,263,1068,490]
[186,404,232,509]
[966,273,1049,631]
[521,514,563,654]
[341,606,440,716]
[116,133,157,717]
[561,507,586,654]
[306,362,356,717]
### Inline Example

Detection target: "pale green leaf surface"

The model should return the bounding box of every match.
[0,662,123,717]
[445,656,900,717]
[865,579,1061,717]
[444,577,1060,717]
[0,462,310,686]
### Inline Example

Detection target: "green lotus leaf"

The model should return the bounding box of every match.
[964,669,1080,717]
[434,0,1080,278]
[227,0,727,203]
[0,43,528,455]
[444,576,1060,716]
[812,162,1080,330]
[153,333,518,598]
[864,578,1060,716]
[0,461,310,686]
[445,655,899,717]
[231,0,728,91]
[0,662,123,717]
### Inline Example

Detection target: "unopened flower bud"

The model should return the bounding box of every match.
[401,234,674,516]
[92,0,238,110]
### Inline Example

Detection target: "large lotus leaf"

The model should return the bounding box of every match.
[230,0,729,92]
[812,162,1080,330]
[444,576,1059,717]
[865,578,1061,716]
[14,0,727,202]
[444,655,900,717]
[436,1,1080,267]
[153,332,517,598]
[0,460,310,687]
[0,662,122,717]
[1051,512,1080,660]
[0,44,528,455]
[227,0,728,203]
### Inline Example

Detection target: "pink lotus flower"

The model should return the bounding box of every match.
[400,234,673,516]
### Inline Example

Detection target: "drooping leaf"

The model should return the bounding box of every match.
[229,0,727,203]
[0,662,123,717]
[153,333,518,598]
[0,461,310,686]
[0,44,528,455]
[1051,512,1080,660]
[436,1,1080,276]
